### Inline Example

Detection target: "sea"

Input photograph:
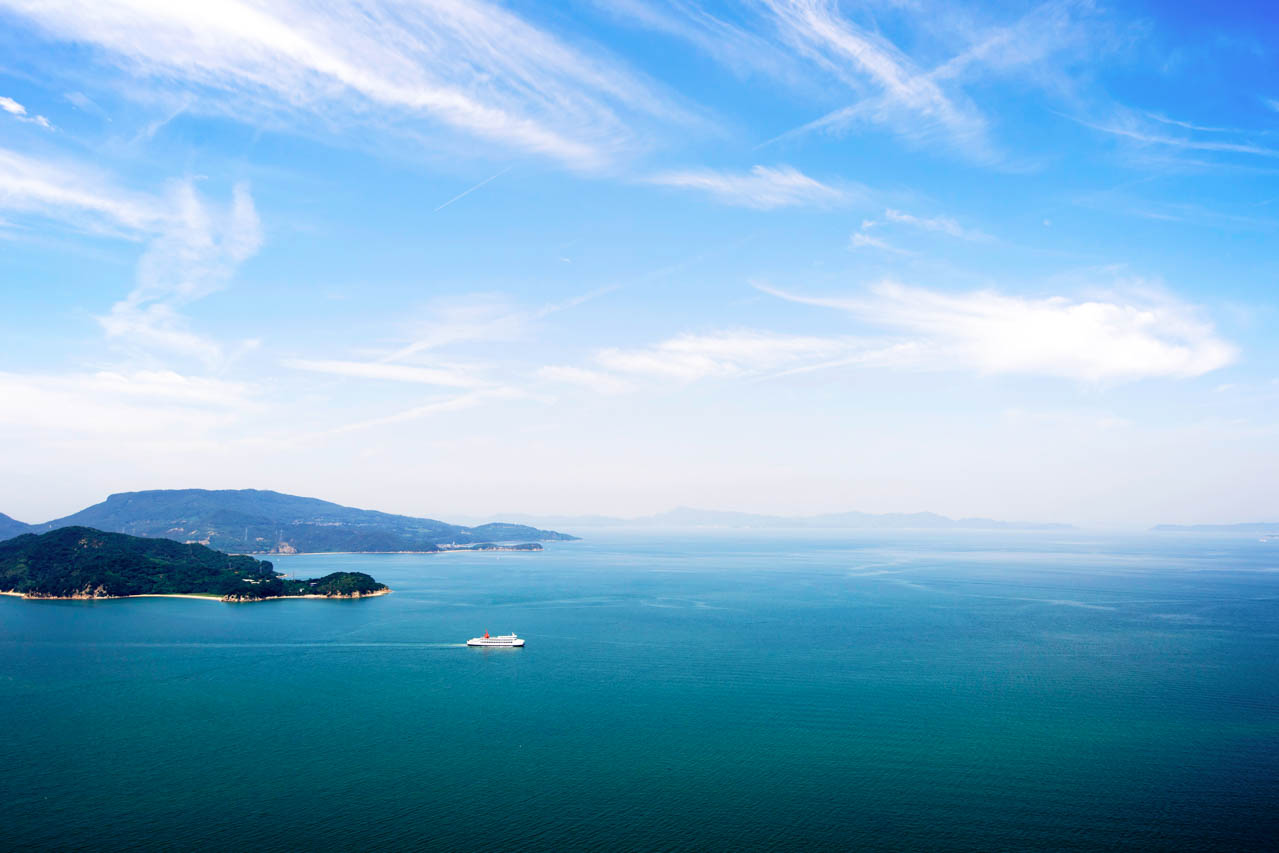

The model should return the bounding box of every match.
[2,529,1277,851]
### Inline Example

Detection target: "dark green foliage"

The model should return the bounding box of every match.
[0,527,388,600]
[30,489,577,553]
[226,571,387,601]
[0,527,275,597]
[296,572,384,596]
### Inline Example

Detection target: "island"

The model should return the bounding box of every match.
[437,542,543,552]
[0,526,389,602]
[0,488,578,554]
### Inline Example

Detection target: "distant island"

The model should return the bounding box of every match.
[0,489,578,554]
[438,542,543,552]
[1152,522,1279,534]
[466,506,1073,531]
[0,512,29,540]
[0,527,389,602]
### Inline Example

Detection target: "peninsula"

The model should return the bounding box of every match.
[0,527,389,602]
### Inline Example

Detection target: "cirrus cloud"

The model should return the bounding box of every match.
[647,164,849,209]
[759,281,1237,381]
[0,0,687,169]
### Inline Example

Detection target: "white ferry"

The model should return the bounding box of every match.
[467,632,525,647]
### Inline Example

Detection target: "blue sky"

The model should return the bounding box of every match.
[0,0,1276,526]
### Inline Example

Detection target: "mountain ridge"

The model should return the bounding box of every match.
[2,489,576,553]
[0,512,31,540]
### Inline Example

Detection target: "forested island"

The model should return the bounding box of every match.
[0,527,388,602]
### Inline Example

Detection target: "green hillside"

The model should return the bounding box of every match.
[0,527,387,600]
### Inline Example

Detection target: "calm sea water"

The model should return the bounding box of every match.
[2,530,1277,851]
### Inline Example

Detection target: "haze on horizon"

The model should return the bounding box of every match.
[1,1,1276,529]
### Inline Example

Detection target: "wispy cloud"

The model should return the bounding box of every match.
[98,181,263,367]
[882,208,990,241]
[760,0,986,153]
[0,146,162,236]
[610,0,1102,162]
[647,164,847,209]
[537,365,634,395]
[283,358,484,388]
[381,286,617,365]
[850,231,911,254]
[1073,109,1279,160]
[0,0,686,168]
[434,166,512,213]
[0,369,254,436]
[0,146,263,367]
[759,281,1237,381]
[849,207,987,252]
[327,388,525,435]
[545,330,862,387]
[0,95,52,129]
[598,330,854,380]
[591,0,810,87]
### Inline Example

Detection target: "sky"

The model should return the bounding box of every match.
[0,0,1276,527]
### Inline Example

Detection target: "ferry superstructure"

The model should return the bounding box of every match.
[467,632,525,647]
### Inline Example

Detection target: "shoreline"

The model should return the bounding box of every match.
[246,547,542,556]
[223,588,392,603]
[1,589,391,602]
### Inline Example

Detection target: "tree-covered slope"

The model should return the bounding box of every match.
[0,527,389,600]
[32,489,576,554]
[0,526,276,597]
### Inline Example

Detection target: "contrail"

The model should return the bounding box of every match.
[434,166,513,212]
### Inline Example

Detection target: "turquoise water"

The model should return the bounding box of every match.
[2,530,1278,851]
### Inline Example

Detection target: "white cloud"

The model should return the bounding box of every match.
[379,294,530,364]
[594,330,858,381]
[760,0,985,151]
[0,146,162,235]
[0,95,53,128]
[284,358,484,388]
[538,365,634,395]
[852,208,988,249]
[0,370,253,436]
[0,0,685,168]
[647,165,846,209]
[0,149,262,366]
[592,0,810,87]
[1074,109,1279,160]
[883,208,989,241]
[611,0,1100,161]
[327,388,526,434]
[850,231,910,254]
[97,181,263,367]
[380,286,617,365]
[760,281,1238,381]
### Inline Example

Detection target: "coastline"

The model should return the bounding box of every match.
[2,589,390,602]
[223,588,392,603]
[245,547,541,556]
